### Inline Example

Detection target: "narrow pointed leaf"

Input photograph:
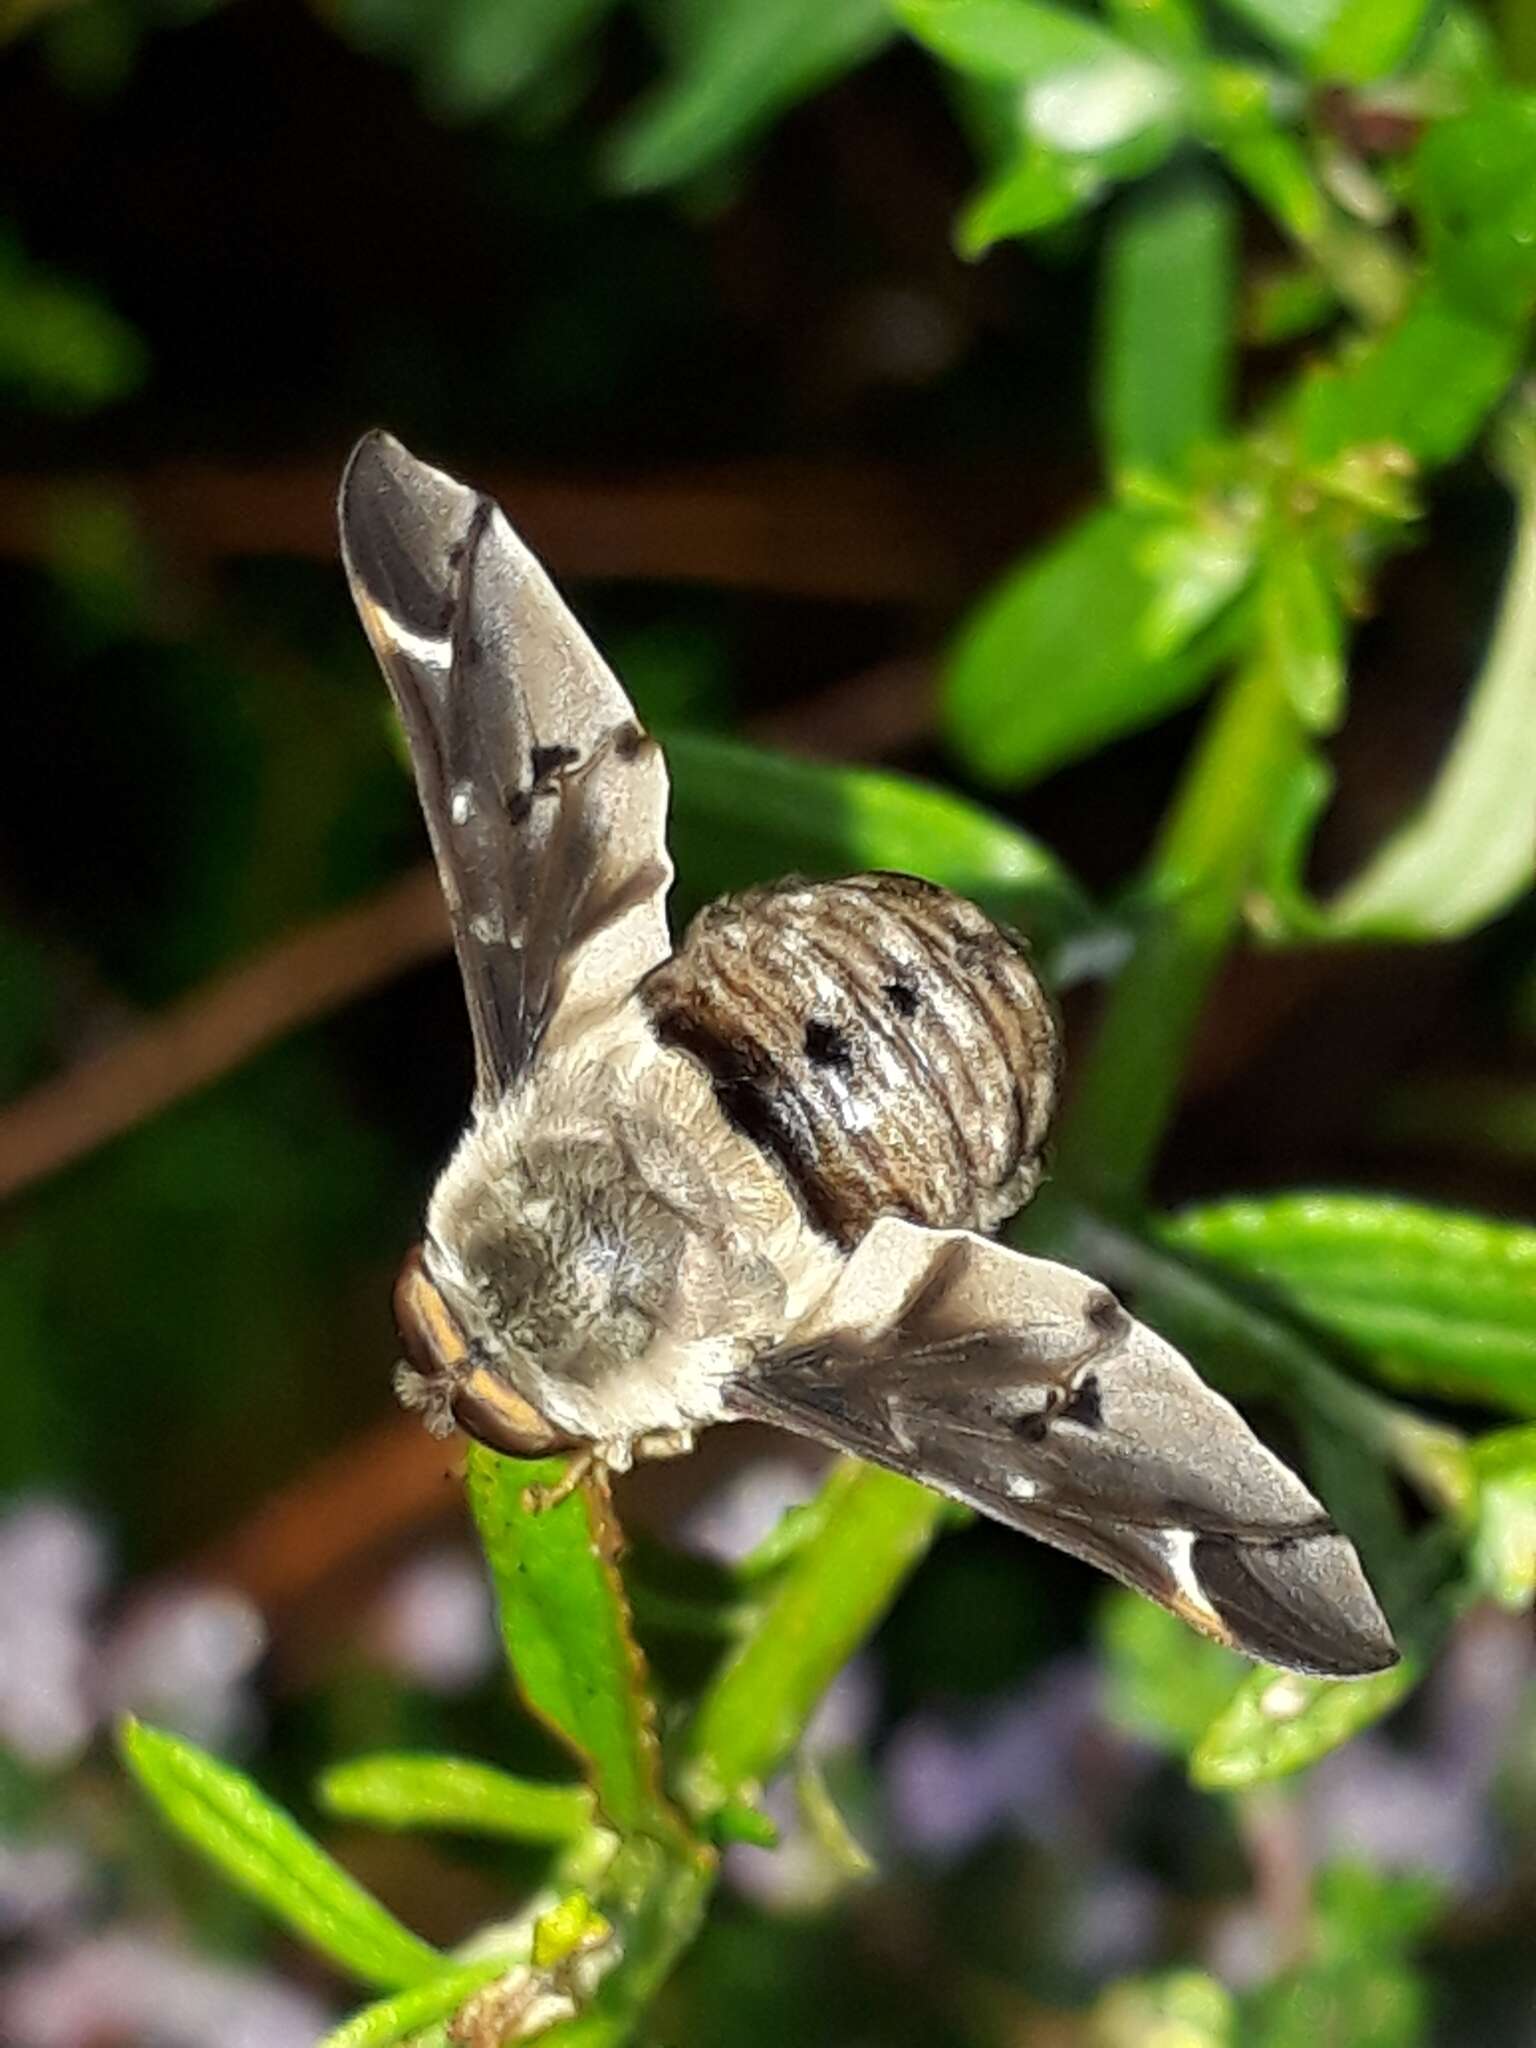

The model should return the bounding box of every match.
[1099,168,1236,484]
[1164,1194,1536,1415]
[318,1958,516,2048]
[318,1754,594,1843]
[1468,1426,1536,1610]
[119,1720,442,1990]
[681,1461,943,1817]
[466,1450,682,1842]
[665,729,1092,949]
[604,0,892,191]
[945,503,1251,786]
[895,0,1127,78]
[1322,421,1536,935]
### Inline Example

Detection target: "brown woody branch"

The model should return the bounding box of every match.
[0,865,448,1202]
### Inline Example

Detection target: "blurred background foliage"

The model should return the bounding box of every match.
[3,0,1536,2043]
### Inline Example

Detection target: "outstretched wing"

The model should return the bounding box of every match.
[726,1217,1397,1677]
[339,430,673,1105]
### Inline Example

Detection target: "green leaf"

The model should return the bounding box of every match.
[895,0,1126,79]
[945,502,1251,786]
[681,1461,944,1817]
[425,0,618,115]
[1098,168,1236,484]
[959,140,1111,248]
[1414,91,1536,326]
[1215,0,1434,76]
[1190,1655,1415,1791]
[1098,1589,1247,1753]
[1190,1519,1460,1791]
[1242,1865,1440,2048]
[1212,0,1341,63]
[1293,281,1524,470]
[0,231,146,413]
[1163,1194,1536,1415]
[318,1754,594,1843]
[944,10,1188,250]
[1316,0,1435,83]
[466,1450,682,1842]
[1323,420,1536,935]
[1203,70,1409,325]
[1094,1969,1236,2047]
[604,0,893,191]
[1103,0,1205,62]
[318,1959,516,2048]
[664,729,1093,951]
[1468,1425,1536,1610]
[119,1721,442,1991]
[1259,527,1345,733]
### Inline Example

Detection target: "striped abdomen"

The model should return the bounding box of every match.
[640,873,1057,1249]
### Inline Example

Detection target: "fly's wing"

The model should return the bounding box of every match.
[339,430,673,1104]
[726,1218,1397,1678]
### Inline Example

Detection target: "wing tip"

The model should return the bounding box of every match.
[1193,1528,1400,1679]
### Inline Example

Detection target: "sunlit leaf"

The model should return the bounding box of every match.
[1103,0,1205,62]
[604,0,892,190]
[466,1450,682,1843]
[1211,0,1340,63]
[665,729,1093,951]
[318,1959,516,2048]
[1099,1589,1245,1753]
[1164,1194,1536,1416]
[947,13,1187,249]
[959,140,1110,248]
[1094,1969,1236,2047]
[895,0,1126,79]
[1322,424,1536,935]
[119,1721,442,1990]
[1190,1656,1415,1790]
[1259,525,1345,733]
[1468,1426,1536,1610]
[1215,0,1435,78]
[318,1754,594,1843]
[1098,167,1235,484]
[681,1462,943,1819]
[945,502,1249,786]
[1317,0,1436,83]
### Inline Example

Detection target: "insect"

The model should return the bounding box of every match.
[340,430,1398,1680]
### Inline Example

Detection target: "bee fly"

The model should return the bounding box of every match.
[340,431,1397,1680]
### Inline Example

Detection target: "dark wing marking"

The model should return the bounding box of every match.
[339,430,673,1103]
[726,1219,1398,1678]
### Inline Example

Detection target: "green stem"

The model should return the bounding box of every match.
[1050,653,1305,1209]
[679,1464,945,1817]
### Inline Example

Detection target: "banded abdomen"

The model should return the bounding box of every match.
[640,873,1057,1250]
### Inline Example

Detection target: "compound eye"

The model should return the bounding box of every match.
[393,1243,468,1381]
[448,1378,577,1460]
[393,1243,577,1460]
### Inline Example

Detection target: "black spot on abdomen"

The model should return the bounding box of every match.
[640,873,1058,1247]
[804,1018,853,1070]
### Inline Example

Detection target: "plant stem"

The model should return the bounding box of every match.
[1049,653,1305,1209]
[679,1463,945,1817]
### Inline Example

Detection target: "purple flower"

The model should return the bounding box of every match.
[97,1585,266,1751]
[884,1658,1153,1865]
[674,1455,822,1567]
[366,1544,497,1693]
[0,1501,108,1769]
